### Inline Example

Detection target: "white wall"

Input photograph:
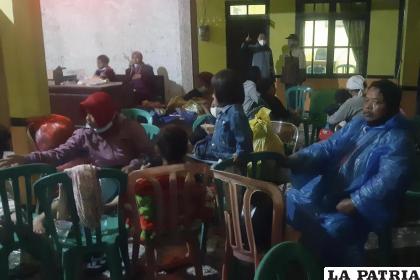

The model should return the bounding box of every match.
[40,0,196,99]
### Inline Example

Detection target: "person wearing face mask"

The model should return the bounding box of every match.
[0,92,155,173]
[241,33,274,80]
[282,34,307,90]
[189,98,218,145]
[125,51,155,103]
[326,75,367,129]
[0,92,156,234]
[282,79,414,266]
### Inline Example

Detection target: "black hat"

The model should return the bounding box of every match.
[286,34,299,40]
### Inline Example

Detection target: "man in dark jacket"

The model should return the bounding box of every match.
[241,33,274,80]
[125,51,155,103]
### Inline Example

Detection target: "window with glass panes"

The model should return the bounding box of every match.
[297,0,370,77]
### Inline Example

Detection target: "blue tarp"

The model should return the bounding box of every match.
[286,114,415,265]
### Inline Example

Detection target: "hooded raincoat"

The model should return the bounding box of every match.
[286,114,414,265]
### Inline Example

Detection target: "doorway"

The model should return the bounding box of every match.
[226,1,270,81]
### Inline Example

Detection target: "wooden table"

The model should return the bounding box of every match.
[49,82,135,125]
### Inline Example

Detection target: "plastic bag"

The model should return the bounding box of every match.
[249,107,284,154]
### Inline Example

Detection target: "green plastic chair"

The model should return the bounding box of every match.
[192,114,212,132]
[0,164,58,279]
[121,108,153,124]
[307,89,336,145]
[34,168,128,280]
[254,241,322,280]
[285,86,312,112]
[141,123,160,140]
[285,86,312,147]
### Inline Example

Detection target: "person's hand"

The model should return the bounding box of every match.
[132,73,142,80]
[201,124,215,135]
[121,165,136,174]
[336,198,356,215]
[140,163,151,170]
[245,34,251,42]
[0,155,26,168]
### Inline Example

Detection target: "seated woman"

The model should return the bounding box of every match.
[194,69,253,161]
[125,51,155,103]
[0,92,155,232]
[326,75,366,129]
[183,71,213,101]
[243,66,265,118]
[324,88,352,117]
[94,54,116,81]
[258,78,290,121]
[283,80,414,265]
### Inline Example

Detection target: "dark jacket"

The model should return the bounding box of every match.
[125,64,155,102]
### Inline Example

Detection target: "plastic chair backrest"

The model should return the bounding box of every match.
[0,164,56,231]
[212,152,288,221]
[141,123,160,140]
[254,241,322,280]
[271,121,299,154]
[128,162,211,236]
[34,168,127,249]
[212,169,284,269]
[309,89,336,128]
[192,114,212,132]
[122,108,153,124]
[285,86,312,112]
[213,152,287,185]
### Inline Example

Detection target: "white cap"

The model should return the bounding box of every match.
[346,75,365,91]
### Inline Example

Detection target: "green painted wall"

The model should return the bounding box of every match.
[367,0,399,76]
[0,0,50,119]
[401,0,420,86]
[197,0,227,73]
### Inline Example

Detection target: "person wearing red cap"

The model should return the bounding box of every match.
[1,92,154,172]
[0,92,155,233]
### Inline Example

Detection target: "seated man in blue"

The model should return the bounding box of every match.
[194,69,253,161]
[284,79,414,265]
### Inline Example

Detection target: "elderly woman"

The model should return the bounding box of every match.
[284,80,414,265]
[0,92,155,232]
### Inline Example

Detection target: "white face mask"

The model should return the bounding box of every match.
[258,40,265,46]
[210,107,220,118]
[86,114,115,134]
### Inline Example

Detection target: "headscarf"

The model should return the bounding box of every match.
[80,92,118,128]
[346,75,365,96]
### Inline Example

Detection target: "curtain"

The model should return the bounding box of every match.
[342,20,365,72]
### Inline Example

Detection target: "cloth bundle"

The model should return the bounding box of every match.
[58,164,103,229]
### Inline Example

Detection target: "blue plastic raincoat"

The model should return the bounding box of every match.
[286,114,414,265]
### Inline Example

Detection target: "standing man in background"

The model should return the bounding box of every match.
[241,33,274,80]
[282,34,306,90]
[125,51,155,103]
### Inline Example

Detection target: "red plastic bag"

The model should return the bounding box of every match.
[318,128,334,141]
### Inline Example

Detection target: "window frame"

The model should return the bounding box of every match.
[296,0,371,78]
[227,0,269,17]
